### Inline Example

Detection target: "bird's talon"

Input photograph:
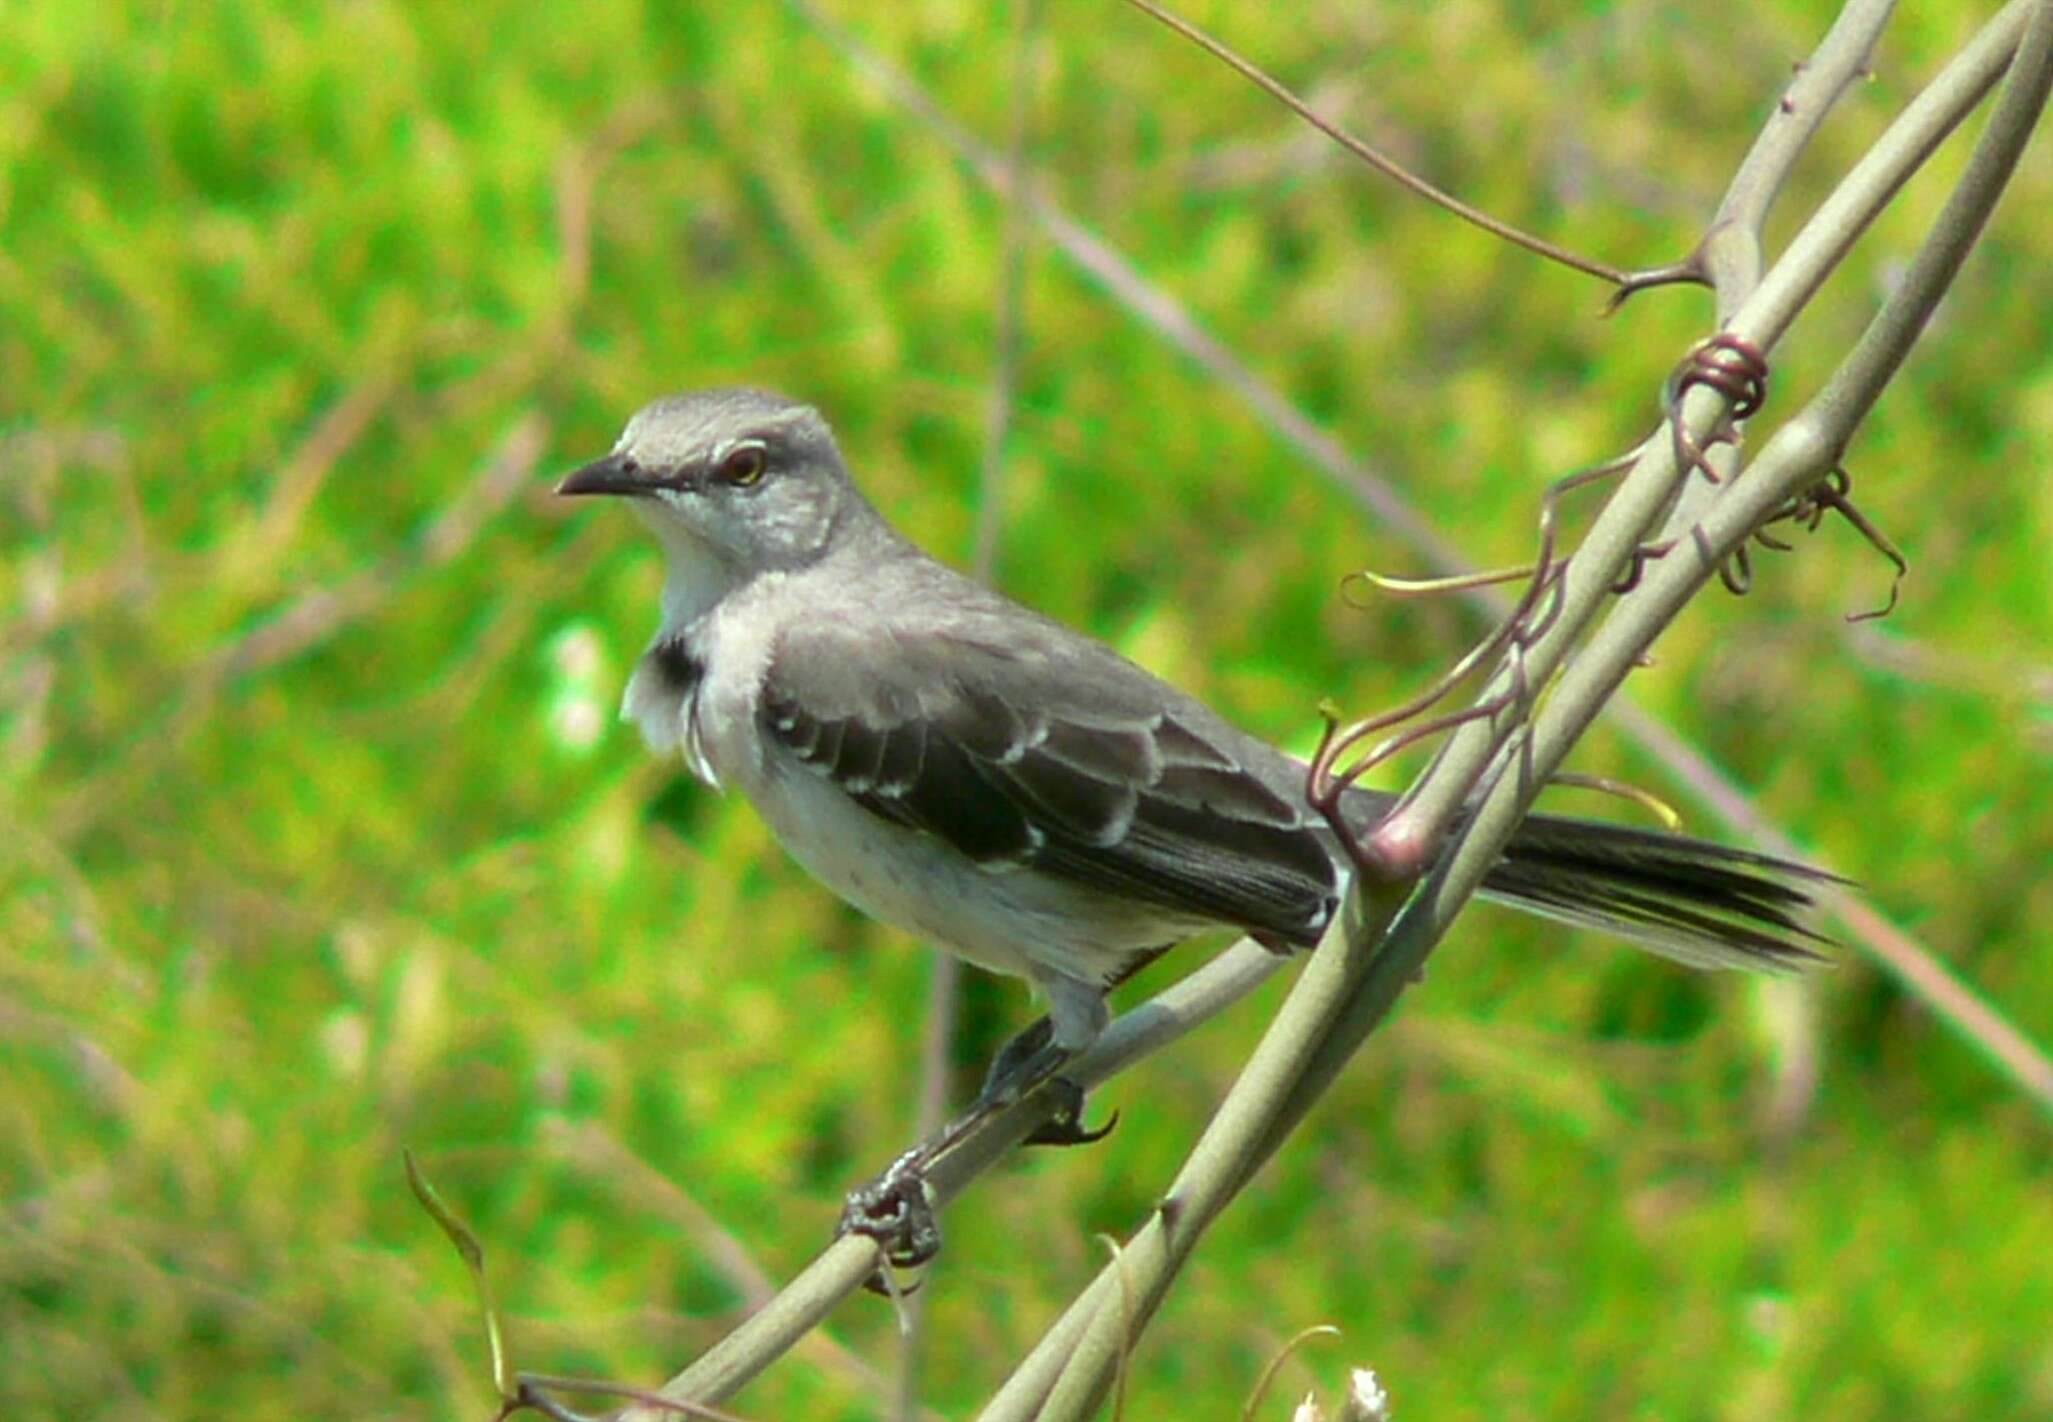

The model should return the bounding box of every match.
[1021,1079,1118,1148]
[1025,1106,1118,1148]
[837,1157,941,1276]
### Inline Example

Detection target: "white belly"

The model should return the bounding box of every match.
[737,743,1195,987]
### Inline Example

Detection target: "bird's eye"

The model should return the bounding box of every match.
[717,445,768,487]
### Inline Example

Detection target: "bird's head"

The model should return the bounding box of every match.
[559,388,858,576]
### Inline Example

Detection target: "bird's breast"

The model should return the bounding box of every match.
[689,581,793,790]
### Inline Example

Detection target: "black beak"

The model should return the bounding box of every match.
[555,453,654,498]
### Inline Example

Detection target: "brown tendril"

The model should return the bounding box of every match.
[1608,464,1906,621]
[1311,454,1636,874]
[1663,333,1770,486]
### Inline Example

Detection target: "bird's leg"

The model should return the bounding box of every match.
[836,1016,1098,1279]
[981,1012,1061,1098]
[838,978,1117,1281]
[987,975,1119,1147]
[981,1015,1114,1148]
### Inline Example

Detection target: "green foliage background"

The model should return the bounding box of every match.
[5,0,2052,1416]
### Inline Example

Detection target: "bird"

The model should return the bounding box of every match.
[558,386,1831,1257]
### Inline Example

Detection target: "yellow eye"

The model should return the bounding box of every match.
[718,445,767,487]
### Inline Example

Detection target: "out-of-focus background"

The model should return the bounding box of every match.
[5,1,2052,1416]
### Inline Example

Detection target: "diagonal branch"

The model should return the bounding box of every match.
[1437,0,2053,927]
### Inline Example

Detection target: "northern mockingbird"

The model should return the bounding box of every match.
[560,387,1828,1258]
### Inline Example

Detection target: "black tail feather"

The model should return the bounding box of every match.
[1479,811,1840,970]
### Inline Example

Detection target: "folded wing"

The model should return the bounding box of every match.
[757,624,1338,946]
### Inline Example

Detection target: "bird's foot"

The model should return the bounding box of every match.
[838,1146,941,1294]
[836,1017,1111,1293]
[1020,1076,1118,1148]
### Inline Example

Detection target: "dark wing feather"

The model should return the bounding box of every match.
[1030,794,1335,940]
[757,627,1337,944]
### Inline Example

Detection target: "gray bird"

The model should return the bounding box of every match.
[558,388,1828,1248]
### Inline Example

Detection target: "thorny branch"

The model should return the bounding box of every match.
[1338,0,2038,884]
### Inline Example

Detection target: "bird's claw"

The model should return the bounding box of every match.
[1020,1077,1118,1148]
[837,1150,941,1292]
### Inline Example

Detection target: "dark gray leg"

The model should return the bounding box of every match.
[837,975,1117,1279]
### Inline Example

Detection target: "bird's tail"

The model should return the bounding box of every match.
[1475,810,1838,971]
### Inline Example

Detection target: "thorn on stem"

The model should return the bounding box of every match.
[1605,255,1711,315]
